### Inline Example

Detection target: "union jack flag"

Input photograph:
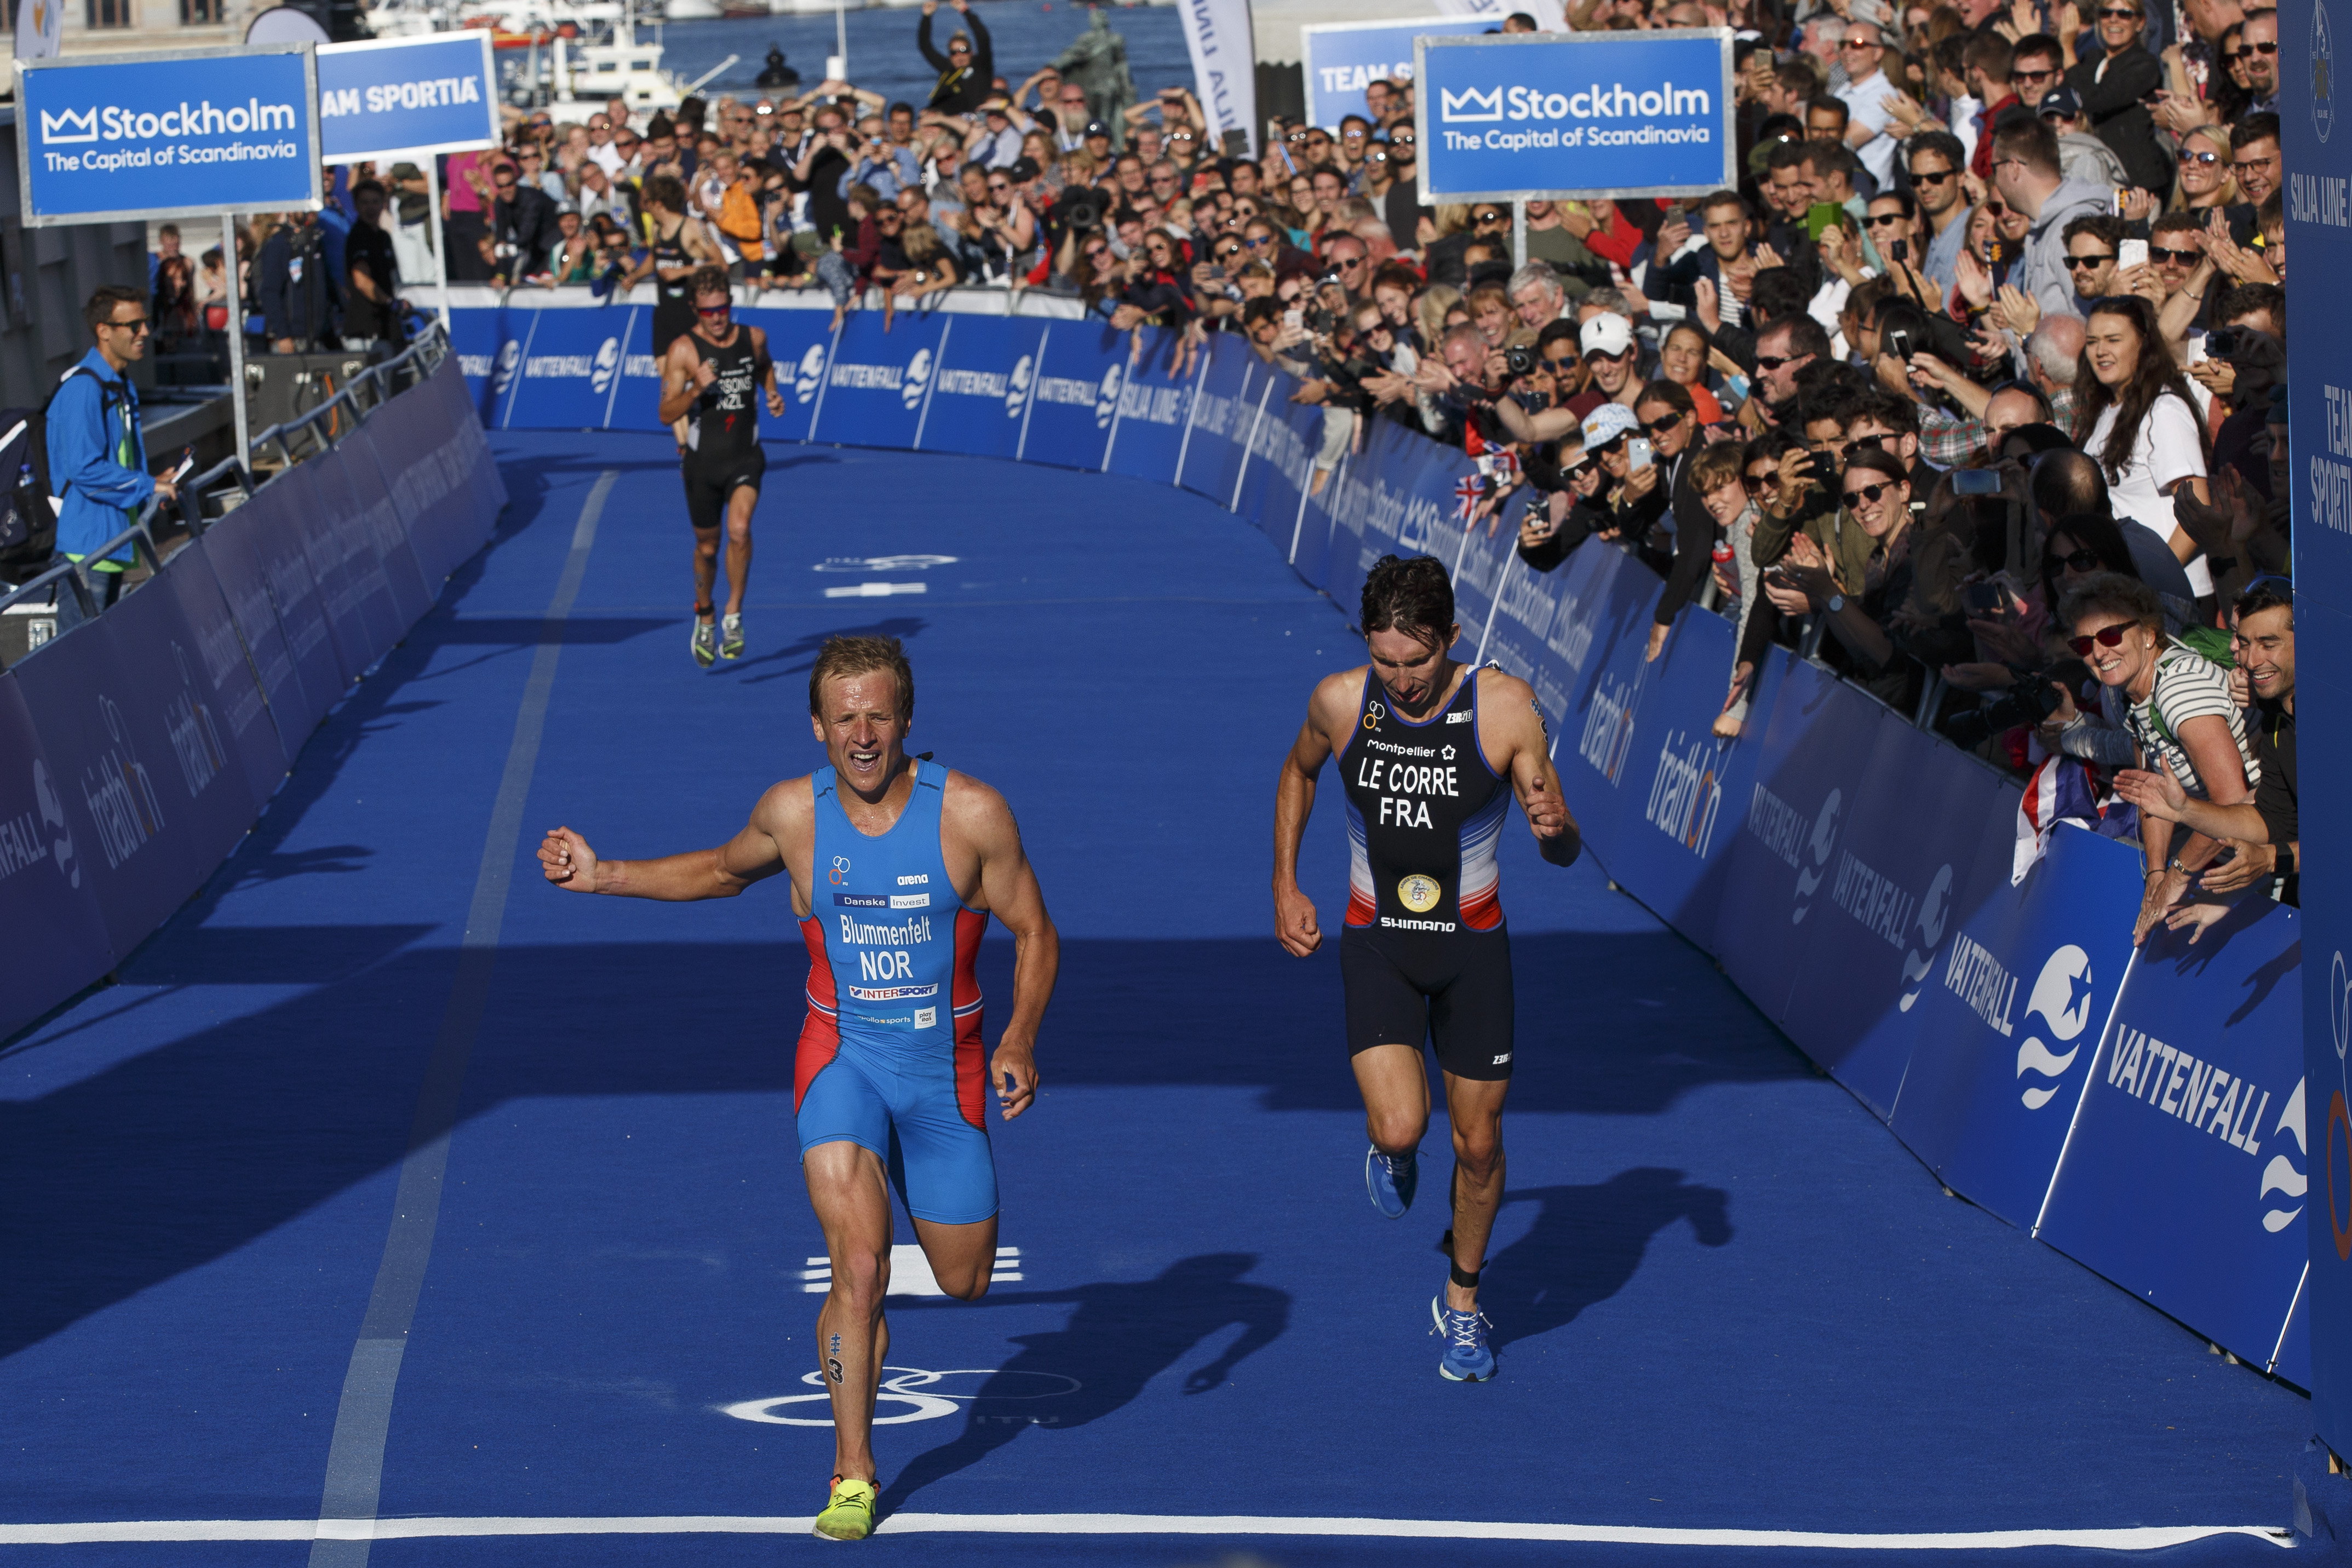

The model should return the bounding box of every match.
[1455,475,1485,519]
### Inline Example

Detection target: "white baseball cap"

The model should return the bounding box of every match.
[1580,311,1636,359]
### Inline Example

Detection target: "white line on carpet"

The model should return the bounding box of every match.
[0,1515,2294,1550]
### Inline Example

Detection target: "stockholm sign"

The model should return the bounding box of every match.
[15,44,321,226]
[1413,28,1735,200]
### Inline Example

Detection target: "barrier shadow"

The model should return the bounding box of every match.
[0,927,1793,1362]
[872,1253,1290,1517]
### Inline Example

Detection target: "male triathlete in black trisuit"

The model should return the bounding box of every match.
[630,175,725,453]
[658,265,783,667]
[1272,554,1579,1382]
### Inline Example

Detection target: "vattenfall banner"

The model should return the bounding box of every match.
[14,44,322,226]
[1413,28,1736,201]
[2283,0,2352,1451]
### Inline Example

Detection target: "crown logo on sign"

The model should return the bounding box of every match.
[39,106,97,143]
[1439,86,1502,122]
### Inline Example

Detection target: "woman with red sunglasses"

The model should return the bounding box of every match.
[2052,573,2256,945]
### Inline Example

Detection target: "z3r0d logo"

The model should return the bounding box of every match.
[1094,365,1124,429]
[590,336,620,395]
[719,1366,1081,1428]
[794,344,828,404]
[2015,945,2095,1110]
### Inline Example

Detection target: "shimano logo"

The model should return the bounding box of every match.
[590,336,621,394]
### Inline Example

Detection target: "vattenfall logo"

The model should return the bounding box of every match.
[1006,353,1035,419]
[39,97,297,146]
[794,344,827,404]
[590,337,620,394]
[490,340,520,395]
[1791,788,1842,924]
[1094,365,1124,429]
[899,348,933,411]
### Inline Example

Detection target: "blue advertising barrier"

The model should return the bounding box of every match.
[1412,29,1736,200]
[0,675,118,1041]
[444,295,2320,1390]
[317,32,499,162]
[138,537,289,815]
[498,305,636,434]
[15,45,322,226]
[420,357,510,555]
[1888,824,2147,1230]
[197,485,330,753]
[2038,900,2311,1370]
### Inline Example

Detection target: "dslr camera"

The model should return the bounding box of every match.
[1941,667,2063,749]
[1504,342,1538,379]
[1052,187,1109,233]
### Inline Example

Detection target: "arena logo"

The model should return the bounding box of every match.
[793,343,828,404]
[490,339,520,396]
[1094,364,1125,429]
[1006,353,1035,418]
[1895,864,1952,1012]
[900,347,934,411]
[590,336,621,395]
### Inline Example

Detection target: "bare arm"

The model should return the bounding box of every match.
[1478,669,1580,867]
[754,325,785,416]
[1273,672,1353,956]
[656,337,714,426]
[537,780,797,901]
[1487,394,1581,444]
[950,776,1059,1120]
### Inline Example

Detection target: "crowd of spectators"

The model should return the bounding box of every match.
[196,0,2297,940]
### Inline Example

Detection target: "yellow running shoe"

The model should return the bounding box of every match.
[813,1475,878,1541]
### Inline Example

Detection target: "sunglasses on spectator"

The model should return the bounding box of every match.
[1474,209,1506,223]
[1865,213,1906,227]
[2066,624,2132,656]
[1743,470,1779,493]
[2051,547,2103,572]
[1843,480,1898,504]
[1586,434,1627,456]
[2244,38,2279,51]
[1842,435,1891,460]
[1244,233,1275,248]
[1560,458,1597,482]
[1642,412,1684,434]
[1368,150,1391,164]
[1170,131,1197,143]
[2233,156,2278,174]
[2062,251,2116,268]
[2096,6,2140,17]
[1839,35,1880,48]
[1392,134,1415,147]
[1754,353,1799,370]
[1910,166,1956,185]
[2149,244,2199,263]
[1216,239,1243,258]
[2014,67,2058,83]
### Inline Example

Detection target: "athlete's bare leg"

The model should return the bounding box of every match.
[1352,1044,1506,1312]
[721,484,756,618]
[803,1141,996,1483]
[691,524,720,619]
[1438,1071,1507,1312]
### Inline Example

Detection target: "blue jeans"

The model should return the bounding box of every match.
[46,553,121,638]
[814,251,858,308]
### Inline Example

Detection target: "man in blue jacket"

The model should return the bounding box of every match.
[48,284,174,634]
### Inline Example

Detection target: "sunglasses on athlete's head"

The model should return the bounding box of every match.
[2066,623,2134,656]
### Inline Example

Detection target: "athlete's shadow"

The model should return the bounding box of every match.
[729,615,928,684]
[875,1253,1289,1515]
[1479,1169,1732,1348]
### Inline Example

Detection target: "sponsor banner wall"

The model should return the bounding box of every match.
[808,312,951,451]
[196,490,324,755]
[2284,0,2352,1444]
[135,538,288,817]
[0,674,118,1041]
[1022,321,1125,471]
[2037,901,2311,1369]
[206,473,349,732]
[1177,338,1261,509]
[1300,16,1493,130]
[915,315,1042,462]
[316,32,499,162]
[1886,824,2146,1229]
[1103,331,1200,487]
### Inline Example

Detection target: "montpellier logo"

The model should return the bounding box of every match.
[794,344,827,403]
[38,106,97,144]
[2012,945,2095,1109]
[1896,864,1953,1012]
[490,340,520,395]
[899,348,934,411]
[1094,365,1124,429]
[1791,789,1842,924]
[1439,85,1504,123]
[590,336,620,395]
[35,759,76,888]
[1006,353,1035,418]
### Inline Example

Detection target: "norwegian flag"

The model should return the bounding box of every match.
[2013,757,2136,884]
[1455,474,1486,519]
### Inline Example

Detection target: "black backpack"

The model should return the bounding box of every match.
[0,366,125,582]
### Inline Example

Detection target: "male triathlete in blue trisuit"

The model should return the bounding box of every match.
[538,636,1060,1541]
[1271,555,1579,1382]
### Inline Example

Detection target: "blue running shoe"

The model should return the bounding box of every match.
[1432,1295,1496,1381]
[1365,1146,1418,1218]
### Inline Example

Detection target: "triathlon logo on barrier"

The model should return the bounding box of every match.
[794,344,827,404]
[1006,353,1035,419]
[900,348,934,411]
[490,340,520,396]
[2009,945,2095,1109]
[1094,365,1124,429]
[163,643,226,801]
[82,693,165,873]
[590,336,620,395]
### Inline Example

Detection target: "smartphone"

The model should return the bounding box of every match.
[2118,237,2149,271]
[1889,237,1909,263]
[1804,202,1845,242]
[1951,467,2004,496]
[1282,307,1303,329]
[2187,332,2209,366]
[1627,437,1655,472]
[1203,265,1227,284]
[1886,326,1915,361]
[1961,582,2009,615]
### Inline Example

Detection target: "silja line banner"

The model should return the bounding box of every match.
[1175,0,1257,156]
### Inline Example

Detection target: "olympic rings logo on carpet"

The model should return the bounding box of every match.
[718,1368,1083,1427]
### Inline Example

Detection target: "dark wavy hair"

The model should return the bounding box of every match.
[1361,554,1456,650]
[2075,295,2210,485]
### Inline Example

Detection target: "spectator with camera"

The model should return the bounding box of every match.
[1762,447,1925,707]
